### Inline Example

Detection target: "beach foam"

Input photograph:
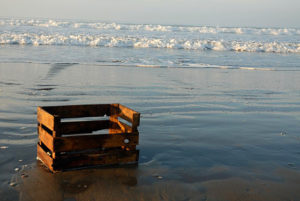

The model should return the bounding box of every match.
[1,18,300,54]
[0,33,299,54]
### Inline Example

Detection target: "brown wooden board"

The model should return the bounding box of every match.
[37,107,55,130]
[118,104,135,123]
[53,132,139,152]
[132,113,140,131]
[41,104,111,118]
[52,150,139,171]
[55,148,124,159]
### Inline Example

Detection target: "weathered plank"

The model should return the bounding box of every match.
[53,150,139,170]
[38,126,54,152]
[60,120,110,135]
[37,107,55,130]
[56,148,136,160]
[117,121,132,133]
[41,104,111,118]
[118,104,134,123]
[53,133,139,152]
[37,143,54,172]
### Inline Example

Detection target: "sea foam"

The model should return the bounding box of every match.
[0,18,300,54]
[1,33,299,54]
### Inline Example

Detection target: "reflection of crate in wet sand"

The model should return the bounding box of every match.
[36,104,140,172]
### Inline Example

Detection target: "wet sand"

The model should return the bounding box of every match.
[1,62,300,200]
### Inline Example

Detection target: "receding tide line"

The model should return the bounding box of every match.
[239,67,274,71]
[136,64,165,68]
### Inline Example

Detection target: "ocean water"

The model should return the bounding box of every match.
[1,18,300,200]
[0,18,300,69]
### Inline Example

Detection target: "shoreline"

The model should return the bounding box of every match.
[0,62,300,200]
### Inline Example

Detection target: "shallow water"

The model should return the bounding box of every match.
[0,62,300,200]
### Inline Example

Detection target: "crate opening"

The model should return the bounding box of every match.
[41,104,111,118]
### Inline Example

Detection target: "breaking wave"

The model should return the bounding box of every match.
[1,18,300,54]
[1,33,299,53]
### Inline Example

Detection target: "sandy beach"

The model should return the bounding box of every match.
[1,62,300,200]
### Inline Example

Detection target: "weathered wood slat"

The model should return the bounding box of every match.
[118,104,135,123]
[37,107,55,130]
[37,143,54,172]
[61,120,110,135]
[53,150,139,170]
[38,126,54,152]
[54,133,139,152]
[56,149,136,160]
[117,121,132,133]
[42,104,111,118]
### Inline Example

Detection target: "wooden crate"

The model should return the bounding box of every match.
[36,104,140,172]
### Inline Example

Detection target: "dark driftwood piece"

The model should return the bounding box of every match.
[36,104,140,172]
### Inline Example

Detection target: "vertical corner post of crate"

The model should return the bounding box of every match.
[109,103,120,134]
[36,106,61,172]
[132,112,140,132]
[116,104,140,155]
[51,114,61,160]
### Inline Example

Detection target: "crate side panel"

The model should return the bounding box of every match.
[53,150,139,170]
[56,148,136,160]
[54,133,139,152]
[42,104,111,118]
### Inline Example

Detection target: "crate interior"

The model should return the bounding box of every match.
[40,104,138,134]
